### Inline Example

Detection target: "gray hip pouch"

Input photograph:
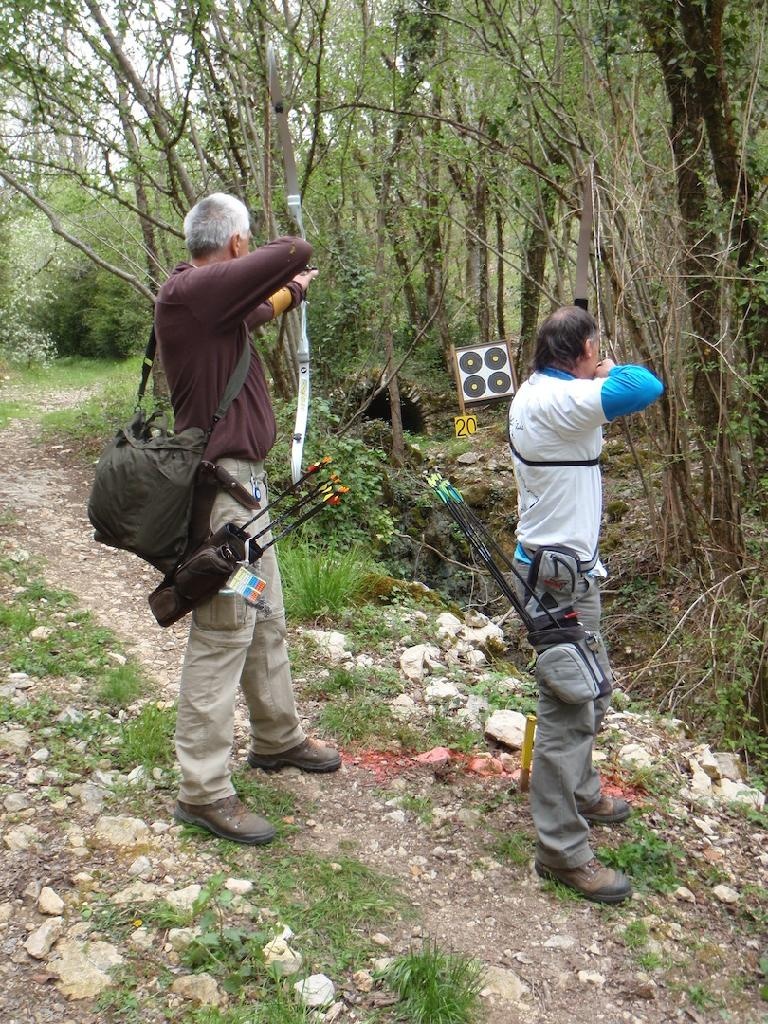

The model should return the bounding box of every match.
[534,641,603,704]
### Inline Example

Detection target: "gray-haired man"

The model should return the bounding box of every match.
[155,193,339,845]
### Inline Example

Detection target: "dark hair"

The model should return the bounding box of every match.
[533,305,597,372]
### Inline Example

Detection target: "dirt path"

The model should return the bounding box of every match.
[0,393,766,1024]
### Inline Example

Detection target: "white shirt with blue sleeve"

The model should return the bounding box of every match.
[508,365,663,564]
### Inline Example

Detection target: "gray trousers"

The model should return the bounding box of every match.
[175,459,305,804]
[513,559,613,869]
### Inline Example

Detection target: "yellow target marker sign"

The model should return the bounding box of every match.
[454,414,478,438]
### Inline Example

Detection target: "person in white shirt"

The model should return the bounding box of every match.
[508,304,663,903]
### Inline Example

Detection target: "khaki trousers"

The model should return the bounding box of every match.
[175,459,305,805]
[514,561,613,870]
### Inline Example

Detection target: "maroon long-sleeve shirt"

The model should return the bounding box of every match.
[155,236,312,463]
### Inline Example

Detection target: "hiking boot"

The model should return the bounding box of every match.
[174,795,276,845]
[247,738,341,774]
[579,795,631,825]
[535,857,632,904]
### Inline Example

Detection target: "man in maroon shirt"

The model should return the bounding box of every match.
[156,193,340,845]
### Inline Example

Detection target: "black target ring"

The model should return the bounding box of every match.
[488,372,512,394]
[463,374,486,398]
[459,351,482,374]
[484,346,507,369]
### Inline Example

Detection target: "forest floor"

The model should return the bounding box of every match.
[0,380,766,1024]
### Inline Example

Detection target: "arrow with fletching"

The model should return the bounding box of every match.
[426,471,570,634]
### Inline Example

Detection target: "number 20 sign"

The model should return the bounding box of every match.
[454,414,477,438]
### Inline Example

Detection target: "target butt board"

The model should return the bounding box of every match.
[452,340,516,413]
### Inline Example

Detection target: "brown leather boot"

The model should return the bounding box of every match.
[535,858,632,904]
[174,795,276,845]
[247,738,341,773]
[579,795,631,825]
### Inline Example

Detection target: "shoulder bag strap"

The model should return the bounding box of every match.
[209,339,251,430]
[135,327,157,410]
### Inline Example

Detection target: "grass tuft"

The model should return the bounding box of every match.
[382,941,485,1024]
[280,541,378,621]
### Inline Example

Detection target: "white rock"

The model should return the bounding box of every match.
[29,626,53,641]
[480,965,528,1002]
[263,936,303,977]
[129,927,155,951]
[112,881,164,905]
[692,745,720,779]
[30,747,50,763]
[714,751,744,782]
[400,644,441,682]
[484,709,528,750]
[0,728,32,754]
[128,856,152,878]
[167,884,202,911]
[713,884,739,905]
[38,887,65,915]
[688,766,713,796]
[713,778,765,810]
[4,793,31,812]
[168,927,200,950]
[25,917,64,959]
[304,630,351,664]
[353,968,374,992]
[673,886,696,903]
[26,767,45,785]
[464,648,487,668]
[371,932,391,947]
[49,939,123,999]
[224,878,253,895]
[92,815,150,849]
[294,974,336,1008]
[543,934,576,949]
[424,679,461,702]
[435,612,463,636]
[171,973,226,1007]
[619,743,653,768]
[578,970,606,987]
[391,694,419,721]
[4,824,38,851]
[8,671,32,687]
[67,783,105,815]
[462,622,505,650]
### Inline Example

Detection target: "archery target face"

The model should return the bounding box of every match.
[454,342,515,404]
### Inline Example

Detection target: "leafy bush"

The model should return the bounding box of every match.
[0,297,57,367]
[36,262,152,359]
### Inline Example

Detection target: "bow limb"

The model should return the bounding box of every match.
[267,43,310,484]
[574,162,594,311]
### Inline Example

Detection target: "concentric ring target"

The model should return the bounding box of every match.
[463,375,486,398]
[484,346,506,369]
[459,351,483,374]
[488,372,512,394]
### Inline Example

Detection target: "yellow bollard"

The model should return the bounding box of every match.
[519,714,537,793]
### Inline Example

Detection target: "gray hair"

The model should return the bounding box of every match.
[183,193,250,258]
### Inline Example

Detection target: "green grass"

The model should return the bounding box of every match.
[0,399,31,427]
[116,703,176,772]
[381,941,485,1024]
[600,820,685,893]
[96,663,146,709]
[280,540,379,621]
[303,665,402,700]
[489,831,531,868]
